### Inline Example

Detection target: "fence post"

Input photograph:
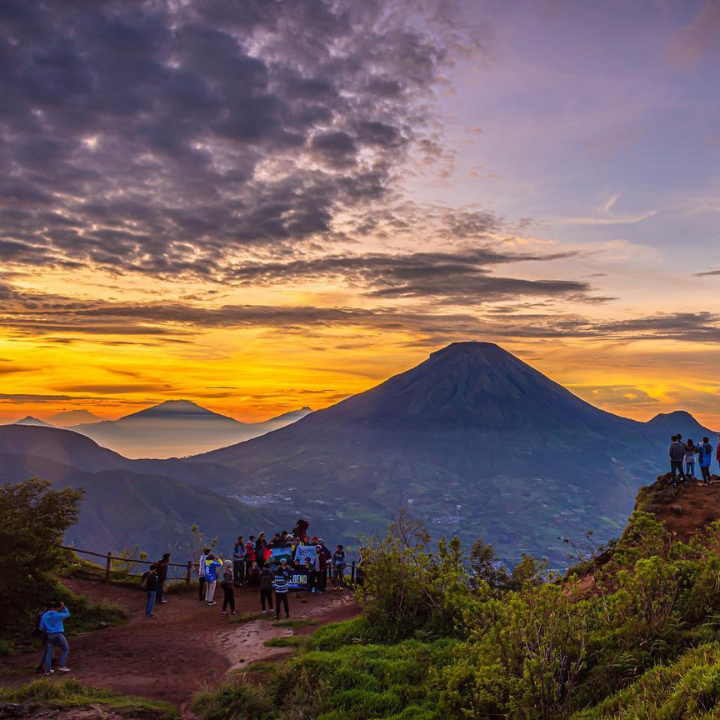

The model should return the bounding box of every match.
[351,560,356,585]
[105,552,112,584]
[186,561,192,591]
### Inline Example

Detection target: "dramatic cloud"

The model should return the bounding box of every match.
[0,0,485,277]
[226,246,590,303]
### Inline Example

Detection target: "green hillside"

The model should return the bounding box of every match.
[195,474,720,720]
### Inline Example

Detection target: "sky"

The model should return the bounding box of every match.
[1,0,719,428]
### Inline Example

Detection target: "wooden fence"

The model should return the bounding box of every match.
[59,545,358,589]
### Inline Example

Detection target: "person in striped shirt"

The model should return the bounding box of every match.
[272,559,291,619]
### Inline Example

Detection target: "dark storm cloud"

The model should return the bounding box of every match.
[0,0,484,276]
[226,246,589,303]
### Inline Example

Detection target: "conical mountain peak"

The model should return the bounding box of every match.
[310,340,623,432]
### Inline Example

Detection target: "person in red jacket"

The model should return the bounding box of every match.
[245,535,256,580]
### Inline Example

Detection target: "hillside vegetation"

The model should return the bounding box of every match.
[196,474,720,719]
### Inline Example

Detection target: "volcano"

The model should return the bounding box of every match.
[71,400,312,459]
[193,342,666,564]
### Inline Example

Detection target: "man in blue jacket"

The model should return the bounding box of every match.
[39,601,71,676]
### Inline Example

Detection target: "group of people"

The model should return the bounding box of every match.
[193,520,348,621]
[669,434,718,487]
[140,520,348,622]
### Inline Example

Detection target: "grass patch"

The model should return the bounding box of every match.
[263,635,306,648]
[193,634,457,720]
[244,662,277,673]
[57,585,128,637]
[228,612,264,624]
[272,618,318,629]
[0,679,178,719]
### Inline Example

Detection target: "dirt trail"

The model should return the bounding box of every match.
[1,579,359,715]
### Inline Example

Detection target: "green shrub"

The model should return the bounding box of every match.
[355,513,472,642]
[0,478,83,637]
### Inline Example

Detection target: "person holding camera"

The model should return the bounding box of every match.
[39,601,71,676]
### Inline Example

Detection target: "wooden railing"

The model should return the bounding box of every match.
[59,545,359,588]
[59,545,194,589]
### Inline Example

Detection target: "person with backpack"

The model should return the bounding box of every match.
[143,564,159,618]
[198,548,210,602]
[685,440,698,479]
[156,553,170,604]
[204,553,222,606]
[670,435,688,488]
[233,536,246,587]
[220,560,236,616]
[259,566,274,614]
[332,545,346,588]
[699,437,714,484]
[34,602,54,673]
[272,558,291,619]
[39,601,71,676]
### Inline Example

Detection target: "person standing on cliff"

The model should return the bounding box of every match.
[699,437,714,485]
[670,435,688,489]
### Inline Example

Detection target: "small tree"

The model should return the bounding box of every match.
[355,510,471,641]
[0,478,83,634]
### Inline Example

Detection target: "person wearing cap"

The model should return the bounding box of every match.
[204,553,222,606]
[220,560,236,616]
[272,558,291,619]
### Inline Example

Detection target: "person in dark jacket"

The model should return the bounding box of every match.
[221,560,236,616]
[144,564,159,618]
[699,437,714,484]
[293,519,309,542]
[198,548,209,602]
[302,557,315,592]
[273,559,291,619]
[259,566,274,614]
[233,536,246,586]
[670,436,688,488]
[255,533,268,568]
[156,553,170,604]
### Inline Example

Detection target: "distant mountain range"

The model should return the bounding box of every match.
[48,409,103,427]
[2,342,716,564]
[10,401,313,459]
[0,425,286,558]
[193,342,718,564]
